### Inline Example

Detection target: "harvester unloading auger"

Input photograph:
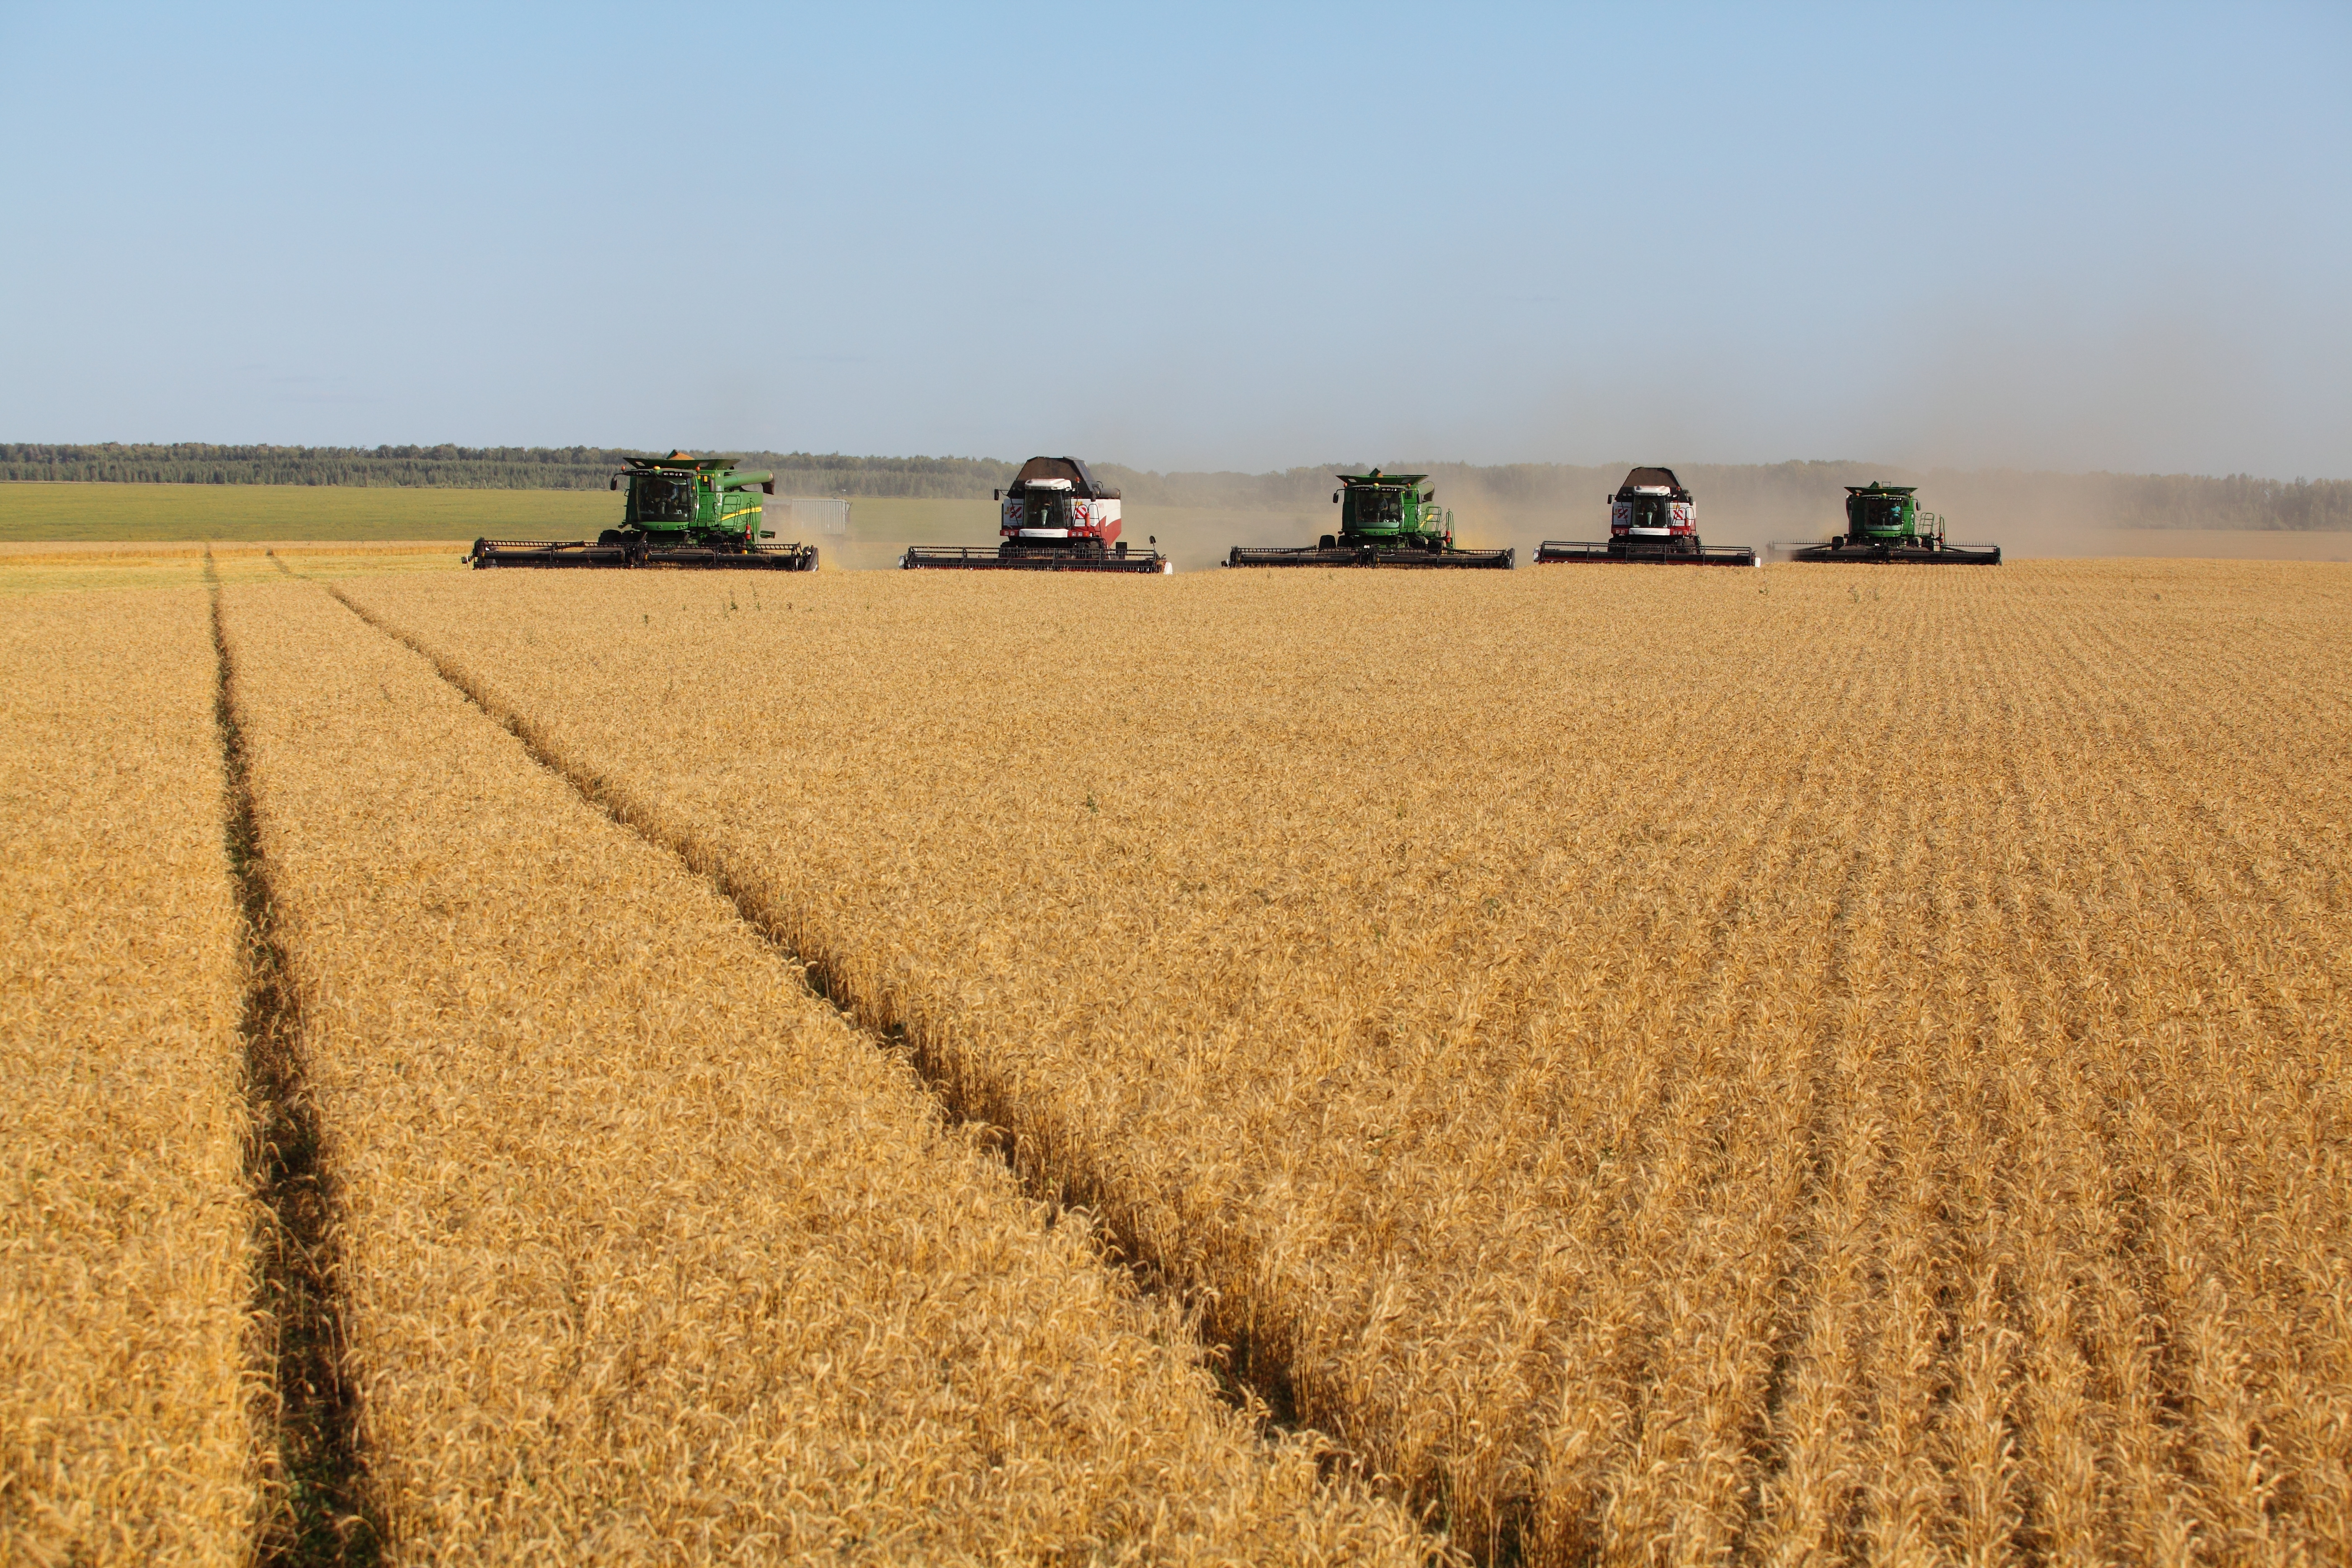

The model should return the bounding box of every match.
[467,452,818,570]
[1536,467,1757,567]
[1227,470,1512,568]
[900,457,1169,572]
[1779,483,2001,564]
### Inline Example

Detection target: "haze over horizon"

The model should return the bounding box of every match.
[3,3,2345,482]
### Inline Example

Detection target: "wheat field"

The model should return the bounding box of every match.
[4,549,2347,1563]
[0,584,256,1563]
[335,559,2352,1564]
[211,577,1431,1564]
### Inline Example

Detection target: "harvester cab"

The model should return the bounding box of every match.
[1536,467,1758,566]
[466,451,819,570]
[999,456,1125,551]
[1336,472,1435,543]
[900,456,1170,572]
[1779,482,2001,564]
[1614,469,1694,544]
[614,454,771,545]
[1226,469,1513,568]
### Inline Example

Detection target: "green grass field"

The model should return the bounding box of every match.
[0,486,1019,547]
[0,482,613,543]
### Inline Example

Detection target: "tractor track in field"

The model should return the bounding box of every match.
[205,554,378,1566]
[316,581,1336,1460]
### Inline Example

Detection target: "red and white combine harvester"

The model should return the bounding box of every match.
[1536,467,1758,567]
[900,456,1170,573]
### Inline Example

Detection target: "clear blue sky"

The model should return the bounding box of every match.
[4,2,2345,477]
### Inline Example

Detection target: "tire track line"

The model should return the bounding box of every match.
[312,580,1344,1462]
[203,552,377,1566]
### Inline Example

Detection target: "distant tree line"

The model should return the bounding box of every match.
[3,444,2346,529]
[2096,470,2352,531]
[0,444,1018,498]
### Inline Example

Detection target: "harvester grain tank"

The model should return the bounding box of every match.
[1779,483,2001,564]
[1226,469,1513,568]
[900,456,1170,572]
[1535,467,1757,567]
[466,452,818,570]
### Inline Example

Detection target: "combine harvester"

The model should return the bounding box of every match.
[467,452,818,570]
[1535,467,1757,567]
[1227,470,1512,568]
[1779,482,2001,564]
[900,456,1169,573]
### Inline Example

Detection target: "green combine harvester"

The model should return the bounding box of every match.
[1780,482,2000,565]
[1227,469,1513,569]
[467,451,818,570]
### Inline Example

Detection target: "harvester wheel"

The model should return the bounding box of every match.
[1319,534,1336,550]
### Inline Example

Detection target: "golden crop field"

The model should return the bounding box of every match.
[209,578,1429,1564]
[0,585,255,1562]
[335,559,2351,1564]
[0,541,467,598]
[5,546,2347,1564]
